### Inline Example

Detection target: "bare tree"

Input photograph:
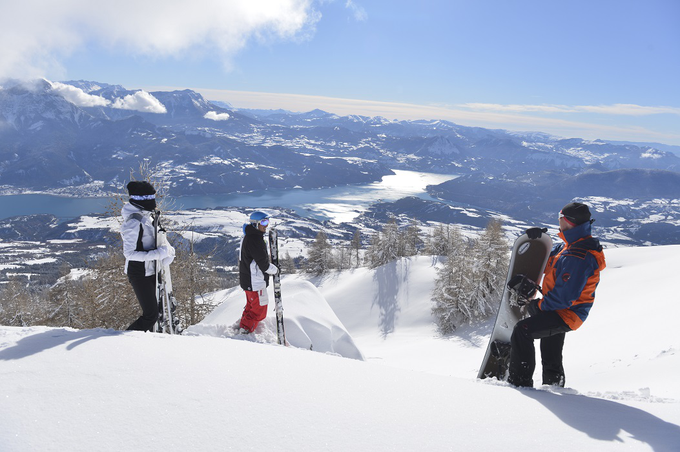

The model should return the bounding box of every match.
[350,229,362,268]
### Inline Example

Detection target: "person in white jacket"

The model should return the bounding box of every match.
[121,181,175,332]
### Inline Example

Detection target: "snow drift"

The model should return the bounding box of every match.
[186,279,364,361]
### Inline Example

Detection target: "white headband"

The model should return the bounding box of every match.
[130,194,156,200]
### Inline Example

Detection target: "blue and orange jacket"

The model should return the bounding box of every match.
[538,221,606,330]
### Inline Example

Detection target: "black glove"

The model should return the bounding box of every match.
[525,227,547,239]
[527,299,541,316]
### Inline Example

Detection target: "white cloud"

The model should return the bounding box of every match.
[50,81,110,107]
[458,103,680,116]
[575,104,680,116]
[193,88,680,145]
[204,111,231,121]
[111,91,167,114]
[0,0,320,79]
[345,1,368,22]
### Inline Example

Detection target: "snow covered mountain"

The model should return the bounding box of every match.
[1,245,678,451]
[1,79,679,245]
[0,80,390,193]
[1,79,678,196]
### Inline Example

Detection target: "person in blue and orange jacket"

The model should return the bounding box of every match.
[508,202,606,388]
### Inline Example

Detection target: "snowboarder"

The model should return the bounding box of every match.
[121,181,175,332]
[238,211,279,334]
[508,202,606,388]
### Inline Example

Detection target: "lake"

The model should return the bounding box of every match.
[0,170,457,223]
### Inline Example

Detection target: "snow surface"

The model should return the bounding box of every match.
[1,245,679,451]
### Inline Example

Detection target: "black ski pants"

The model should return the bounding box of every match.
[508,310,572,388]
[127,273,158,332]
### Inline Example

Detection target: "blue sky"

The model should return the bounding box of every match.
[1,0,679,144]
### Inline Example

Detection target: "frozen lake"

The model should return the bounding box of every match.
[0,170,457,223]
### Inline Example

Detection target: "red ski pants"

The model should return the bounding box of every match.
[239,289,269,333]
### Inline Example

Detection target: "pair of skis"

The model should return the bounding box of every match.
[153,211,181,335]
[269,228,286,346]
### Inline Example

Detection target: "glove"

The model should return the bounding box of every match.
[525,227,548,239]
[527,299,541,316]
[507,274,538,300]
[157,245,170,259]
[265,264,279,276]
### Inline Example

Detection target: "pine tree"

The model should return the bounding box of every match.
[426,223,454,256]
[431,225,469,333]
[431,220,510,334]
[305,230,332,276]
[403,219,423,256]
[467,219,508,323]
[367,218,402,268]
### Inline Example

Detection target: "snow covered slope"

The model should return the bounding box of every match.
[186,279,364,360]
[1,245,679,451]
[310,247,680,401]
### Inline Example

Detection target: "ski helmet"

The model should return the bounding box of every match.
[249,211,270,225]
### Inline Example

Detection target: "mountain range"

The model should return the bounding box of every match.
[1,79,679,246]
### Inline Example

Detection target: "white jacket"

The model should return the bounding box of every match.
[120,203,174,276]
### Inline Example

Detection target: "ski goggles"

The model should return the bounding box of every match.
[130,194,156,201]
[558,211,576,226]
[259,218,270,227]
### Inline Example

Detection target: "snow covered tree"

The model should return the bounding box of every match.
[431,219,509,334]
[466,219,509,323]
[0,278,44,326]
[425,223,458,256]
[367,218,402,268]
[431,225,471,334]
[403,219,423,256]
[305,230,333,276]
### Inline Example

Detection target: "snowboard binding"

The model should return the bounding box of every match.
[507,274,541,305]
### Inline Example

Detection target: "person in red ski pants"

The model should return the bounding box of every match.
[238,211,278,334]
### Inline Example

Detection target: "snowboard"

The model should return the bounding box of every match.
[268,228,286,346]
[477,231,552,380]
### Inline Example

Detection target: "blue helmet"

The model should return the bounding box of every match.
[249,211,270,223]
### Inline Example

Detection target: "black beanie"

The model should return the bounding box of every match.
[127,181,157,211]
[560,202,591,226]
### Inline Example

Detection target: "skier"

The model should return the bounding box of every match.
[238,211,279,334]
[508,202,606,388]
[121,181,175,332]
